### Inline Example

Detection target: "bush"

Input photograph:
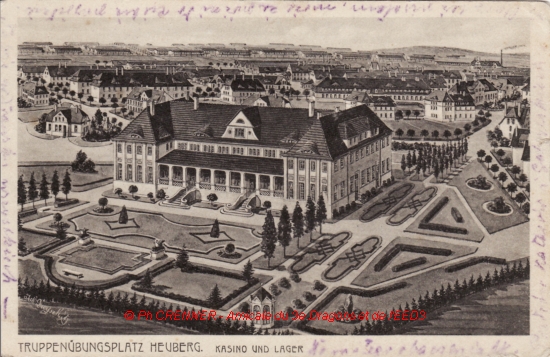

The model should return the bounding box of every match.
[313,280,326,291]
[418,222,468,235]
[292,298,305,310]
[332,209,339,218]
[269,283,280,296]
[451,207,463,223]
[156,189,166,200]
[339,206,345,215]
[345,203,351,212]
[422,197,449,223]
[239,302,250,312]
[391,257,427,272]
[263,201,271,209]
[350,201,357,210]
[370,187,377,196]
[224,243,235,254]
[303,291,316,301]
[278,277,291,289]
[147,192,154,200]
[522,202,530,215]
[290,272,301,283]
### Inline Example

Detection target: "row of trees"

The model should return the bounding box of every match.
[399,139,469,182]
[17,278,275,335]
[395,109,421,120]
[351,260,529,335]
[395,127,464,141]
[260,196,327,267]
[17,170,71,211]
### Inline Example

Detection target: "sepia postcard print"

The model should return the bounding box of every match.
[1,1,550,356]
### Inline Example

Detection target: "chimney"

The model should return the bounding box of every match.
[193,96,199,110]
[149,100,155,115]
[308,100,315,118]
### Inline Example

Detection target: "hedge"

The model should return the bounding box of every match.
[295,282,407,335]
[392,257,427,272]
[451,207,464,223]
[422,196,449,223]
[445,256,507,273]
[374,244,452,272]
[418,222,468,235]
[19,209,38,218]
[54,198,79,208]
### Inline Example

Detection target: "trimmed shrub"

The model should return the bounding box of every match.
[292,298,305,310]
[313,280,326,291]
[422,197,449,223]
[224,243,235,254]
[239,302,250,312]
[54,198,79,208]
[451,207,464,223]
[303,291,316,301]
[290,272,301,283]
[332,209,339,218]
[350,201,357,210]
[445,256,507,273]
[391,257,427,272]
[418,222,468,235]
[278,277,291,289]
[374,244,452,272]
[339,206,345,215]
[18,209,37,218]
[345,203,351,212]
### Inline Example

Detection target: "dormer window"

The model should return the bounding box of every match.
[235,128,245,138]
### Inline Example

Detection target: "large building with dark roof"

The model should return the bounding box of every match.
[112,99,392,217]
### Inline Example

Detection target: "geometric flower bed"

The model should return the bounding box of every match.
[58,245,150,275]
[322,237,381,281]
[405,188,485,242]
[289,232,351,274]
[360,183,414,222]
[448,160,528,234]
[387,187,437,225]
[351,237,477,289]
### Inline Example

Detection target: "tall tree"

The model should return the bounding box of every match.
[315,195,327,234]
[27,172,38,209]
[175,244,190,271]
[140,269,153,288]
[242,260,254,283]
[61,170,71,200]
[277,205,292,257]
[260,210,277,268]
[17,175,27,212]
[305,196,316,242]
[208,284,222,308]
[39,173,50,206]
[292,202,304,248]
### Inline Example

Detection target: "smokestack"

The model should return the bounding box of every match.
[149,100,155,115]
[308,100,315,118]
[194,96,199,110]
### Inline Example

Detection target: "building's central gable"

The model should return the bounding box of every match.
[221,111,259,141]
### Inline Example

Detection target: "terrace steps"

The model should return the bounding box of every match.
[221,192,255,217]
[159,188,191,209]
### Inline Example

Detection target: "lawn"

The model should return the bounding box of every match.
[59,245,150,274]
[19,164,113,186]
[68,210,262,257]
[19,229,57,251]
[360,183,414,222]
[305,257,520,335]
[269,280,318,314]
[152,268,247,300]
[322,236,381,281]
[351,237,477,289]
[19,259,46,283]
[289,232,351,274]
[448,160,529,234]
[387,187,437,225]
[406,188,485,242]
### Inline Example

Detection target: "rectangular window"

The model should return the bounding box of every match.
[288,181,294,199]
[322,162,327,173]
[340,181,345,197]
[298,182,305,200]
[126,164,133,181]
[147,166,153,183]
[367,168,371,182]
[350,177,355,193]
[235,128,245,138]
[117,163,122,180]
[148,146,153,156]
[288,160,294,170]
[340,158,344,169]
[349,154,353,164]
[386,158,390,172]
[381,161,385,173]
[355,151,359,161]
[166,143,169,151]
[361,170,365,185]
[117,144,122,153]
[310,184,316,200]
[334,185,338,200]
[127,145,132,154]
[137,165,143,182]
[360,148,364,158]
[170,142,173,149]
[298,160,305,171]
[310,161,316,172]
[137,145,142,155]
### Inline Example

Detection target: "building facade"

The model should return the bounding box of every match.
[112,99,392,218]
[424,91,476,122]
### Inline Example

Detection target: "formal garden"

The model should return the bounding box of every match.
[387,187,437,225]
[360,183,415,222]
[448,160,528,233]
[351,237,477,289]
[406,188,484,242]
[322,236,381,281]
[58,245,151,274]
[289,232,351,274]
[49,206,263,263]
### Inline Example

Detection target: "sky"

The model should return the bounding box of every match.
[18,17,530,54]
